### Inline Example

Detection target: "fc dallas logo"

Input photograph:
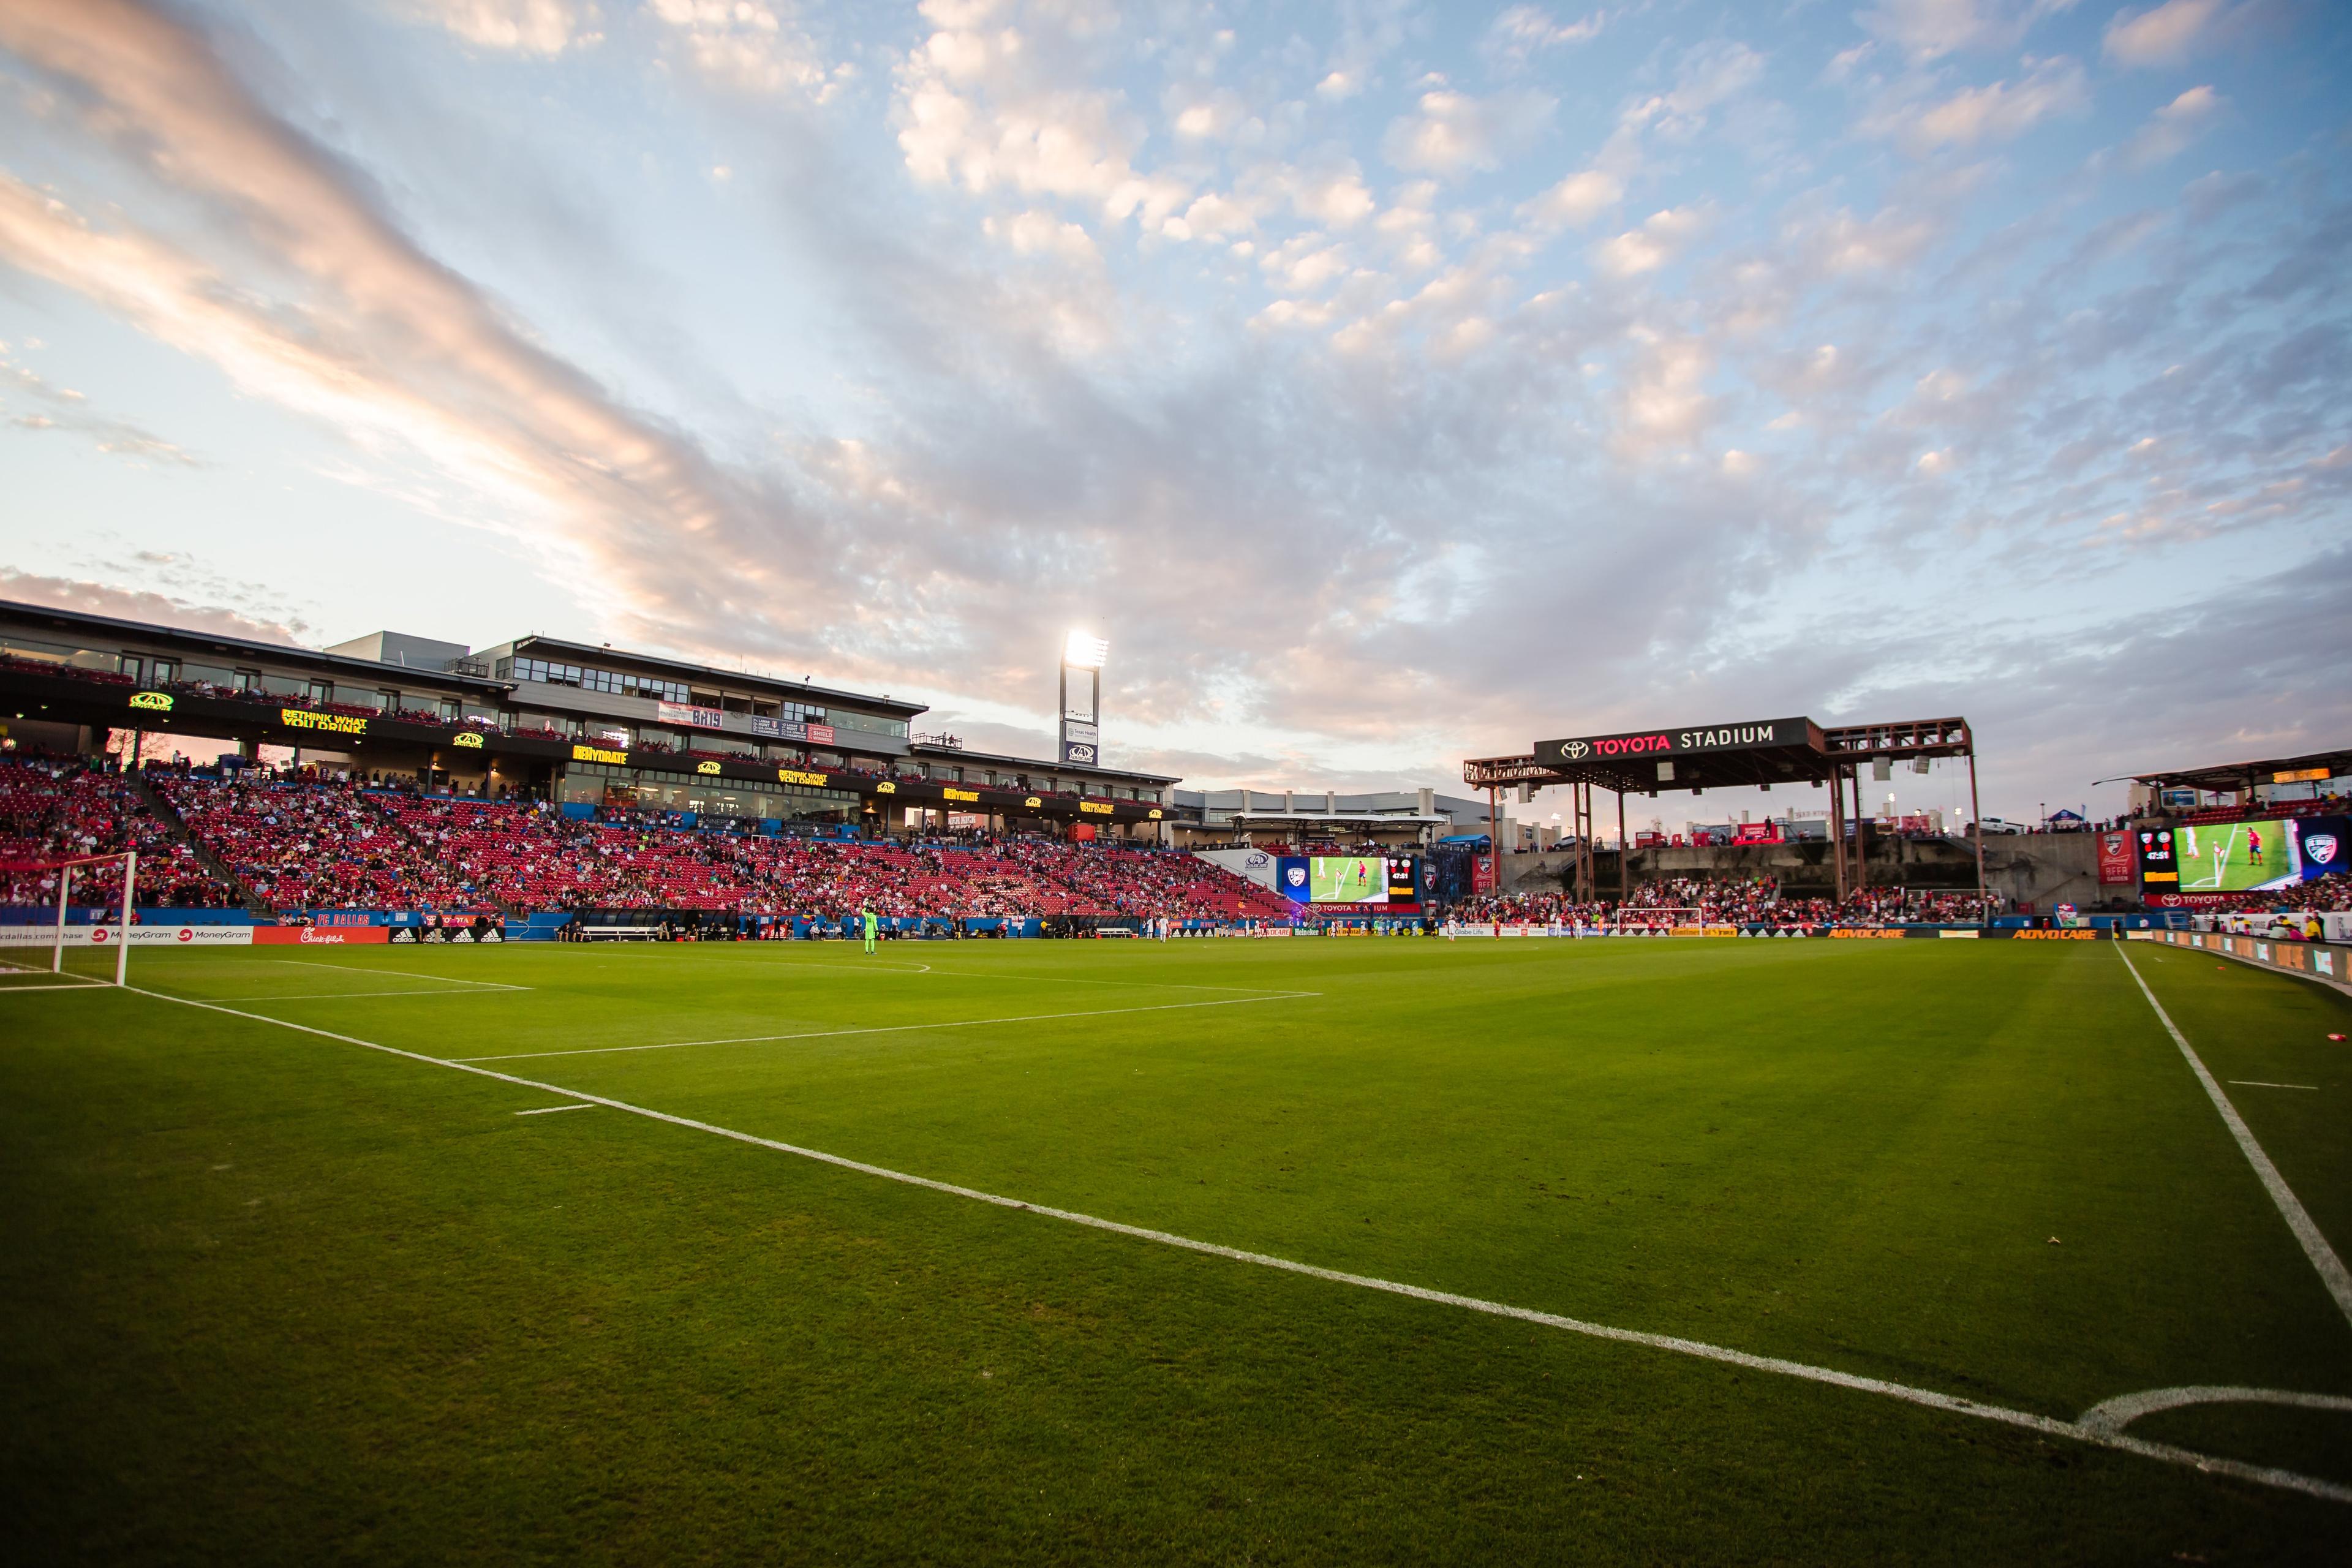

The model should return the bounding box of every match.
[2307,834,2339,864]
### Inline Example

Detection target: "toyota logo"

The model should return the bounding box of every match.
[1561,740,1590,760]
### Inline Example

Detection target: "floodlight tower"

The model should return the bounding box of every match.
[1060,630,1107,767]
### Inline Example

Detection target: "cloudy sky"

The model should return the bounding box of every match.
[0,0,2345,823]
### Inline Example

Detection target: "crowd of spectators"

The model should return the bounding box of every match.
[120,770,1289,922]
[156,774,473,911]
[1446,876,2000,927]
[0,753,238,908]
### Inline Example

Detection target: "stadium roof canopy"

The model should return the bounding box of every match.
[907,740,1180,786]
[1463,715,1973,795]
[504,633,927,718]
[2101,747,2352,795]
[0,598,516,696]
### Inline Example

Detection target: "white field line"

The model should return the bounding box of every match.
[0,982,113,993]
[269,959,532,992]
[2078,1384,2352,1437]
[451,992,1321,1063]
[515,1103,598,1116]
[2228,1081,2320,1091]
[210,988,519,1002]
[2117,947,2352,1330]
[108,983,2352,1506]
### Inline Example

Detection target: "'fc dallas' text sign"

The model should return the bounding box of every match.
[1533,717,1815,766]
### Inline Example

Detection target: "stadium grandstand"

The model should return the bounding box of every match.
[7,595,2347,944]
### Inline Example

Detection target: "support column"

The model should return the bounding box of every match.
[1829,771,1845,903]
[1616,788,1627,905]
[1487,786,1498,897]
[1967,747,1988,919]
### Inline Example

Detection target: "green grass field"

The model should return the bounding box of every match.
[4,936,2350,1563]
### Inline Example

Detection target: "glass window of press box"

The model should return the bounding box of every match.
[560,761,859,823]
[498,656,694,706]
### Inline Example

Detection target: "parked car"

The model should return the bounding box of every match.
[1975,817,2027,834]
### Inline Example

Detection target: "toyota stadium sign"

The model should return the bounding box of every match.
[1533,716,1815,766]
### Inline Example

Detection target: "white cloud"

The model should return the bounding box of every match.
[983,208,1101,265]
[1613,331,1716,454]
[1480,6,1604,69]
[1523,168,1623,228]
[1856,0,2075,64]
[1869,57,2088,154]
[1382,89,1556,176]
[384,0,599,54]
[650,0,839,99]
[1618,40,1767,145]
[1824,42,1877,81]
[1593,206,1707,278]
[2124,85,2223,167]
[895,2,1189,228]
[2104,0,2231,67]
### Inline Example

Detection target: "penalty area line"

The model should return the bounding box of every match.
[452,992,1321,1063]
[2117,946,2352,1331]
[111,982,2352,1507]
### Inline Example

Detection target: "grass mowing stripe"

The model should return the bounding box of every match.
[206,989,530,1002]
[2116,946,2352,1331]
[267,959,531,990]
[566,950,1319,997]
[116,981,2352,1507]
[451,992,1321,1062]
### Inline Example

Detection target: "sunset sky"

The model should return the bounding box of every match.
[1,0,2345,823]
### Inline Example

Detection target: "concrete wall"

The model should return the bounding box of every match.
[1496,832,2111,912]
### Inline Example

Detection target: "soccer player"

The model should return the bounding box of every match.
[861,906,878,954]
[2248,827,2264,868]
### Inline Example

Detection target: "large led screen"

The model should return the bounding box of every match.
[2170,815,2351,892]
[1310,855,1387,904]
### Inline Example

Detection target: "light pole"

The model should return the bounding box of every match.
[1060,631,1106,768]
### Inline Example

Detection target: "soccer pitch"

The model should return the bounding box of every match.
[4,939,2349,1562]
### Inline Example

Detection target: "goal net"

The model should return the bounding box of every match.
[0,850,139,989]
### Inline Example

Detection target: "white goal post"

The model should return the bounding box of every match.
[0,850,138,987]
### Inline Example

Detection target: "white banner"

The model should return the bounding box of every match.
[655,700,727,731]
[0,924,255,948]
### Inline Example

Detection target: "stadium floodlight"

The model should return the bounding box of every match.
[1063,630,1109,669]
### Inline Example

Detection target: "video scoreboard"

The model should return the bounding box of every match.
[1275,854,1422,907]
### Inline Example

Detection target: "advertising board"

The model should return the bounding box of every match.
[1532,716,1814,768]
[2098,830,2135,885]
[252,925,391,945]
[0,924,254,947]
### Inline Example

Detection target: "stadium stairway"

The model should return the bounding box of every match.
[127,769,271,916]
